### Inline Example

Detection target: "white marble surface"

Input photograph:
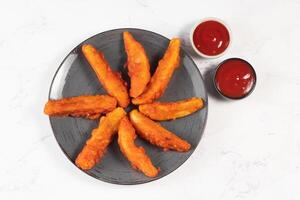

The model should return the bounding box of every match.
[1,0,300,199]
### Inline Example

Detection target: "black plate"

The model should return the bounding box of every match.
[49,28,208,185]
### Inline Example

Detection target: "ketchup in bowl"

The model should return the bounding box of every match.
[191,19,230,58]
[214,58,256,99]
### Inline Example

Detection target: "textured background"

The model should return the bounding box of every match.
[0,0,300,199]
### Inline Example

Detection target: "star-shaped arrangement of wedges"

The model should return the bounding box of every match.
[44,31,205,177]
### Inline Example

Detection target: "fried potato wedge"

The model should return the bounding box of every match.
[132,38,181,105]
[44,95,117,119]
[118,116,159,177]
[75,107,126,170]
[129,110,191,152]
[139,97,204,121]
[123,31,151,98]
[82,44,130,108]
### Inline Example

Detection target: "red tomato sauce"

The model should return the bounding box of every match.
[215,58,256,99]
[193,20,230,56]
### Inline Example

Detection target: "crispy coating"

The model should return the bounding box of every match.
[139,97,204,121]
[132,38,181,105]
[118,117,159,177]
[129,110,191,152]
[44,95,117,119]
[82,44,130,108]
[123,31,151,98]
[75,107,126,170]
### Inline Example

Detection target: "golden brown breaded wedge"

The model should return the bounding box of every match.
[75,107,126,170]
[82,44,130,108]
[132,38,181,105]
[44,95,117,119]
[118,117,159,177]
[129,110,191,152]
[123,31,151,98]
[139,97,204,121]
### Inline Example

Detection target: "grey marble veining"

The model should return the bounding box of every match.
[0,0,300,199]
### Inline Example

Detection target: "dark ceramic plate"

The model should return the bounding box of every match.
[49,28,208,185]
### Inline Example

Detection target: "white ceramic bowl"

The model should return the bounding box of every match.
[190,17,231,59]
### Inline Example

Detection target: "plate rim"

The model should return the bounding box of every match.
[47,28,209,185]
